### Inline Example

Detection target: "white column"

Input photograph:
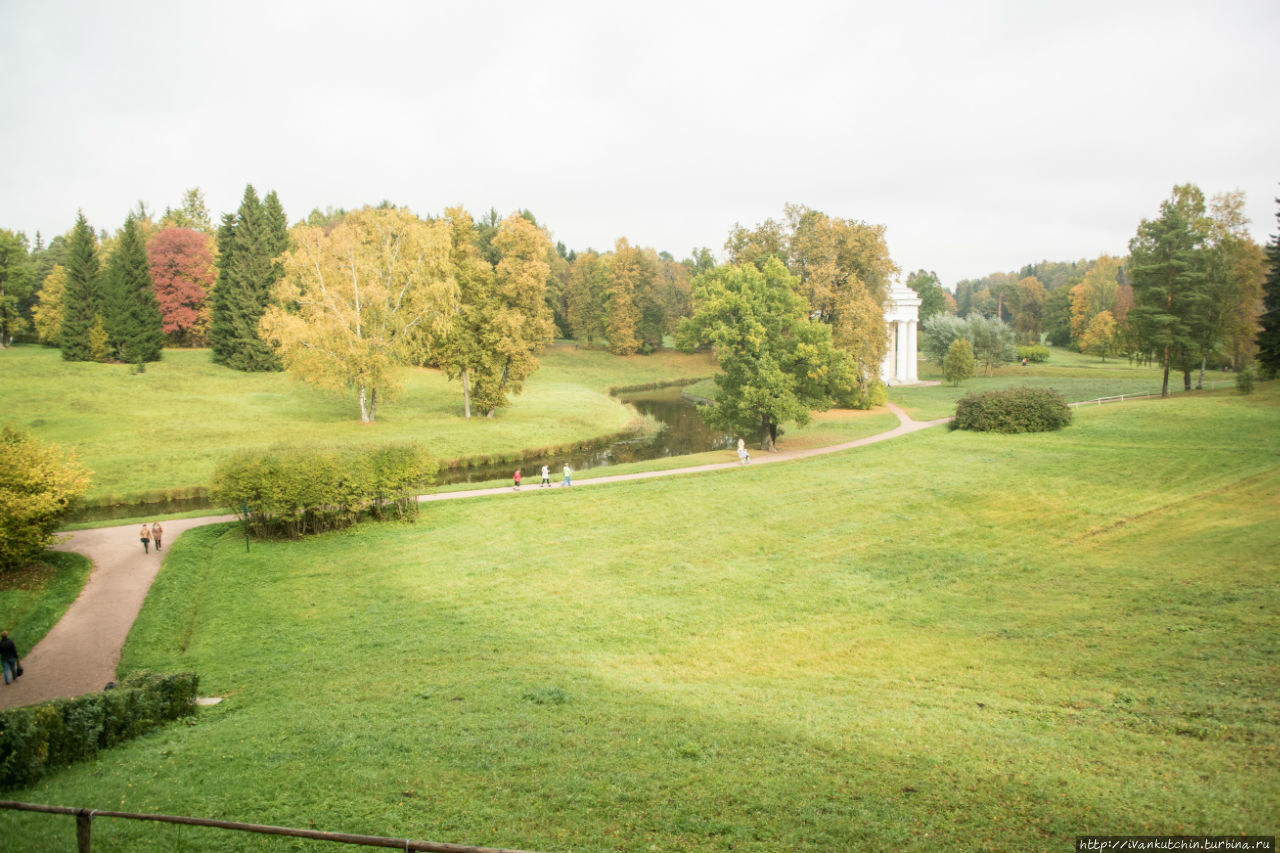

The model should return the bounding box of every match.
[906,320,918,382]
[896,320,908,382]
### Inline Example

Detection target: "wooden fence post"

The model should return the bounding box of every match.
[76,809,92,852]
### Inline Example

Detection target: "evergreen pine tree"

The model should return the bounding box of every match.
[60,212,102,362]
[209,212,238,365]
[209,185,284,371]
[103,213,164,363]
[1256,197,1280,378]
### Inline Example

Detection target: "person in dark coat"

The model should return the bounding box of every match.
[0,630,19,685]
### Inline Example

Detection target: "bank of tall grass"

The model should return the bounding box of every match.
[4,386,1275,851]
[0,344,716,504]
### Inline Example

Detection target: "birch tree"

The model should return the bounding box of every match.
[261,207,455,423]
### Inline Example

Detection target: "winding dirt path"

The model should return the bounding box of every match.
[0,403,948,709]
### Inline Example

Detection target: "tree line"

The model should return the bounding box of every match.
[908,185,1278,396]
[3,185,1277,425]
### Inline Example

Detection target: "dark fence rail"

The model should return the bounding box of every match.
[0,800,550,853]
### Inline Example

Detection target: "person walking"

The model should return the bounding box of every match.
[737,437,750,464]
[0,630,19,685]
[562,463,572,487]
[139,524,151,554]
[513,468,522,490]
[152,521,164,552]
[540,464,550,488]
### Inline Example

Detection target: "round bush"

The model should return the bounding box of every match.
[952,386,1072,433]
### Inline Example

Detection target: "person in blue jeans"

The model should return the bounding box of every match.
[0,630,19,685]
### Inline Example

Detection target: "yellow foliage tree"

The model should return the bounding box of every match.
[261,208,455,423]
[32,265,68,345]
[1069,255,1122,345]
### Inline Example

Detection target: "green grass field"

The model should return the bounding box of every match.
[0,344,717,504]
[4,385,1275,851]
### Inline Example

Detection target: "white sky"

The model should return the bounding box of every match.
[2,0,1276,288]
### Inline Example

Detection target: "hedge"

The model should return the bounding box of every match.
[211,442,437,538]
[0,670,199,789]
[952,386,1073,433]
[1016,344,1051,363]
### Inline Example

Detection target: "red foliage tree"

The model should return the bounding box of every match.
[147,227,215,345]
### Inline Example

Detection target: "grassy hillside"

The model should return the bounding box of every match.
[0,344,717,503]
[5,385,1275,851]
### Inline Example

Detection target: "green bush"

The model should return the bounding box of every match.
[952,387,1073,433]
[1017,344,1050,363]
[211,442,437,538]
[1236,367,1255,394]
[0,670,198,789]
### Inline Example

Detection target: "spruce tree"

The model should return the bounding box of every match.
[103,213,164,363]
[209,185,284,371]
[209,212,237,365]
[60,212,102,362]
[1257,197,1280,378]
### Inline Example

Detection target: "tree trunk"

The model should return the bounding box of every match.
[1183,368,1192,392]
[760,416,776,452]
[359,385,371,423]
[461,367,471,419]
[369,387,378,422]
[1197,354,1206,390]
[1161,345,1170,397]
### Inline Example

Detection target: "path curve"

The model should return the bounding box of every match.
[0,403,948,709]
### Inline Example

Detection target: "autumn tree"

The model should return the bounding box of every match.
[1079,310,1119,361]
[0,427,90,573]
[102,213,164,363]
[32,264,67,345]
[606,238,643,355]
[1012,276,1046,344]
[1069,256,1122,346]
[59,212,104,362]
[261,207,456,423]
[0,229,32,347]
[148,227,216,345]
[1258,197,1280,378]
[565,249,609,346]
[1202,190,1265,374]
[211,185,287,371]
[730,205,895,399]
[677,258,854,451]
[471,213,555,413]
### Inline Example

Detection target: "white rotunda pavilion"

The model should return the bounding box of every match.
[880,282,922,385]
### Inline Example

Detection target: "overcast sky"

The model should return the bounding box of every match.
[2,0,1276,287]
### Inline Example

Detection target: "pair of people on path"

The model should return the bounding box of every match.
[139,522,164,554]
[518,464,569,488]
[0,630,20,685]
[737,437,751,464]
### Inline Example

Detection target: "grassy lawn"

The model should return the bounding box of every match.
[0,343,717,505]
[0,552,91,655]
[891,350,1213,420]
[4,385,1275,851]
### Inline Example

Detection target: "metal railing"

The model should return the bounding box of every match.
[0,800,550,853]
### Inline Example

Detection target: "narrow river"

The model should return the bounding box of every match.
[69,385,729,522]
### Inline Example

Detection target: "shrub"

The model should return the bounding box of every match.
[1236,367,1255,394]
[0,671,198,789]
[211,442,437,538]
[943,338,976,386]
[952,387,1073,433]
[0,427,91,573]
[1017,344,1050,363]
